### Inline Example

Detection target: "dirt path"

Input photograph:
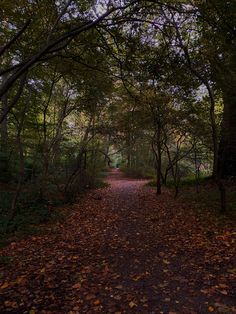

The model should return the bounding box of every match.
[0,170,235,314]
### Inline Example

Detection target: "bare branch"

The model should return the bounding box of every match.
[0,20,31,57]
[0,72,27,124]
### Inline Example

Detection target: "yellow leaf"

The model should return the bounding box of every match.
[208,306,215,312]
[129,301,137,308]
[163,259,170,265]
[29,309,36,314]
[40,267,45,273]
[1,282,9,289]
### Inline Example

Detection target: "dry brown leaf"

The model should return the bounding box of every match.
[72,282,81,289]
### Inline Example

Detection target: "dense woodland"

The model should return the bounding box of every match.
[0,0,236,233]
[1,2,236,313]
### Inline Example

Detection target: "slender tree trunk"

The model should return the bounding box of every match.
[218,83,236,178]
[156,138,162,195]
[8,88,30,228]
[0,89,8,148]
[194,142,200,193]
[152,128,162,196]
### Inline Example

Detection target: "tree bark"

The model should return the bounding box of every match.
[218,82,236,178]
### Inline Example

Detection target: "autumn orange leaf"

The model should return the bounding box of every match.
[1,282,9,289]
[93,299,101,306]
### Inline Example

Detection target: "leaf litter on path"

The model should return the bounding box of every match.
[0,171,235,313]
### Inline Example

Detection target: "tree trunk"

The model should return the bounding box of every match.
[0,91,8,148]
[156,140,162,195]
[218,83,236,178]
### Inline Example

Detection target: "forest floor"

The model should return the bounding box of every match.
[0,170,235,314]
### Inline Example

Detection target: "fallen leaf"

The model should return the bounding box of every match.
[72,282,81,289]
[1,282,9,289]
[86,294,96,301]
[94,299,101,306]
[218,283,228,289]
[16,276,26,285]
[115,285,123,290]
[163,259,170,265]
[132,275,142,281]
[129,301,137,308]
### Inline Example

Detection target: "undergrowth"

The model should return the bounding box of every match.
[147,175,212,188]
[0,191,64,238]
[147,176,236,217]
[0,176,109,245]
